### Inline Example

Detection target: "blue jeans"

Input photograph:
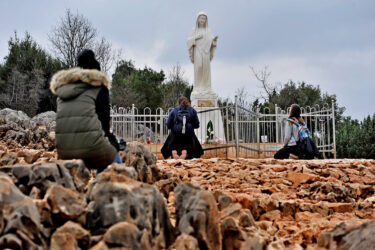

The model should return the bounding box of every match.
[96,152,122,175]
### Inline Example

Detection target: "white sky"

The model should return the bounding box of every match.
[0,0,374,119]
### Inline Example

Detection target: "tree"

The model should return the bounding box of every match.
[0,32,62,115]
[336,115,375,158]
[160,64,192,110]
[250,65,279,102]
[49,9,116,72]
[111,60,165,111]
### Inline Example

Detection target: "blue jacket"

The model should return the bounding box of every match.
[167,105,200,133]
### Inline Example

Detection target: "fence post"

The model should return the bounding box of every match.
[131,104,135,141]
[160,109,164,143]
[331,100,337,159]
[235,95,239,158]
[275,104,279,143]
[256,108,260,158]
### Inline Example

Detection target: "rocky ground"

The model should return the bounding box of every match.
[1,108,375,249]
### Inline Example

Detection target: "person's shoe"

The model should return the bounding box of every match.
[172,150,179,159]
[180,150,187,160]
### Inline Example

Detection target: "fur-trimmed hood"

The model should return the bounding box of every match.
[50,67,111,95]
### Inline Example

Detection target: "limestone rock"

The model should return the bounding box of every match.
[50,221,90,250]
[174,182,222,250]
[86,174,174,249]
[122,141,159,183]
[45,185,86,221]
[0,152,17,166]
[29,162,77,195]
[103,221,151,249]
[31,111,56,131]
[339,220,375,250]
[173,233,199,250]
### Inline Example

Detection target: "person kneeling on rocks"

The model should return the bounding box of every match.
[50,49,122,172]
[161,96,203,160]
[274,104,320,160]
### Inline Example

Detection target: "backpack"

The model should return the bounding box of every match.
[288,119,321,159]
[173,107,192,134]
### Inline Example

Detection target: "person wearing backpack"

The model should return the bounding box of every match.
[161,96,203,159]
[274,104,320,159]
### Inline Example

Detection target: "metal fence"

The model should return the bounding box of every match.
[111,98,336,158]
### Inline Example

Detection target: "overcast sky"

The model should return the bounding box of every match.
[1,0,374,119]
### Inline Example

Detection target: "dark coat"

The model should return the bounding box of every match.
[166,105,200,132]
[161,105,203,159]
[50,67,118,170]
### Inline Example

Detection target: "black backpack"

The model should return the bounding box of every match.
[173,108,192,134]
[290,119,321,159]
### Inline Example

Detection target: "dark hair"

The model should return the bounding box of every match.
[77,49,101,71]
[177,96,191,108]
[289,104,304,124]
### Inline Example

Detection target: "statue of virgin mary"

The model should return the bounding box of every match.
[187,12,218,95]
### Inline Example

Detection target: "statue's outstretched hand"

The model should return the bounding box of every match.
[213,36,218,46]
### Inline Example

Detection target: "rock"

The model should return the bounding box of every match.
[0,108,31,129]
[0,234,23,250]
[103,221,151,249]
[0,152,17,166]
[338,220,375,250]
[241,236,267,250]
[30,111,56,131]
[34,199,53,228]
[29,162,77,195]
[122,141,159,183]
[219,194,233,210]
[174,183,222,250]
[280,200,299,218]
[2,196,45,249]
[317,221,362,249]
[17,149,42,164]
[287,172,318,185]
[174,233,199,250]
[306,181,357,202]
[103,163,139,180]
[45,185,85,222]
[86,174,174,249]
[60,160,91,192]
[0,108,56,150]
[50,221,90,250]
[154,177,181,198]
[0,175,26,206]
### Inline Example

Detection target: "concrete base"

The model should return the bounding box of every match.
[194,107,226,144]
[190,90,217,107]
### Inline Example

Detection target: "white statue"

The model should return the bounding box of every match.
[187,12,218,95]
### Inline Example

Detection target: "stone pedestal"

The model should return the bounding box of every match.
[191,91,226,144]
[190,91,217,108]
[194,107,226,144]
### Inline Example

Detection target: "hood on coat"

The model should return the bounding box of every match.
[50,67,110,100]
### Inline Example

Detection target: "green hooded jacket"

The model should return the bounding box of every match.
[50,67,116,169]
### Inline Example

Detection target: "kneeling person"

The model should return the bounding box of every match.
[50,49,121,171]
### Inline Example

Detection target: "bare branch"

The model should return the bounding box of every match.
[48,9,97,68]
[249,65,277,102]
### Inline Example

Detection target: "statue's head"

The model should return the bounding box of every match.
[198,14,207,27]
[196,12,208,28]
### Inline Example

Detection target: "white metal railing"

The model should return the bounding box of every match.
[111,99,336,158]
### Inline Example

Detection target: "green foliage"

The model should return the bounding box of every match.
[111,60,165,110]
[111,61,192,111]
[336,115,375,159]
[254,81,345,124]
[0,32,62,114]
[2,32,62,80]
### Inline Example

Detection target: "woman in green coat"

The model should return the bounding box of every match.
[50,49,121,171]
